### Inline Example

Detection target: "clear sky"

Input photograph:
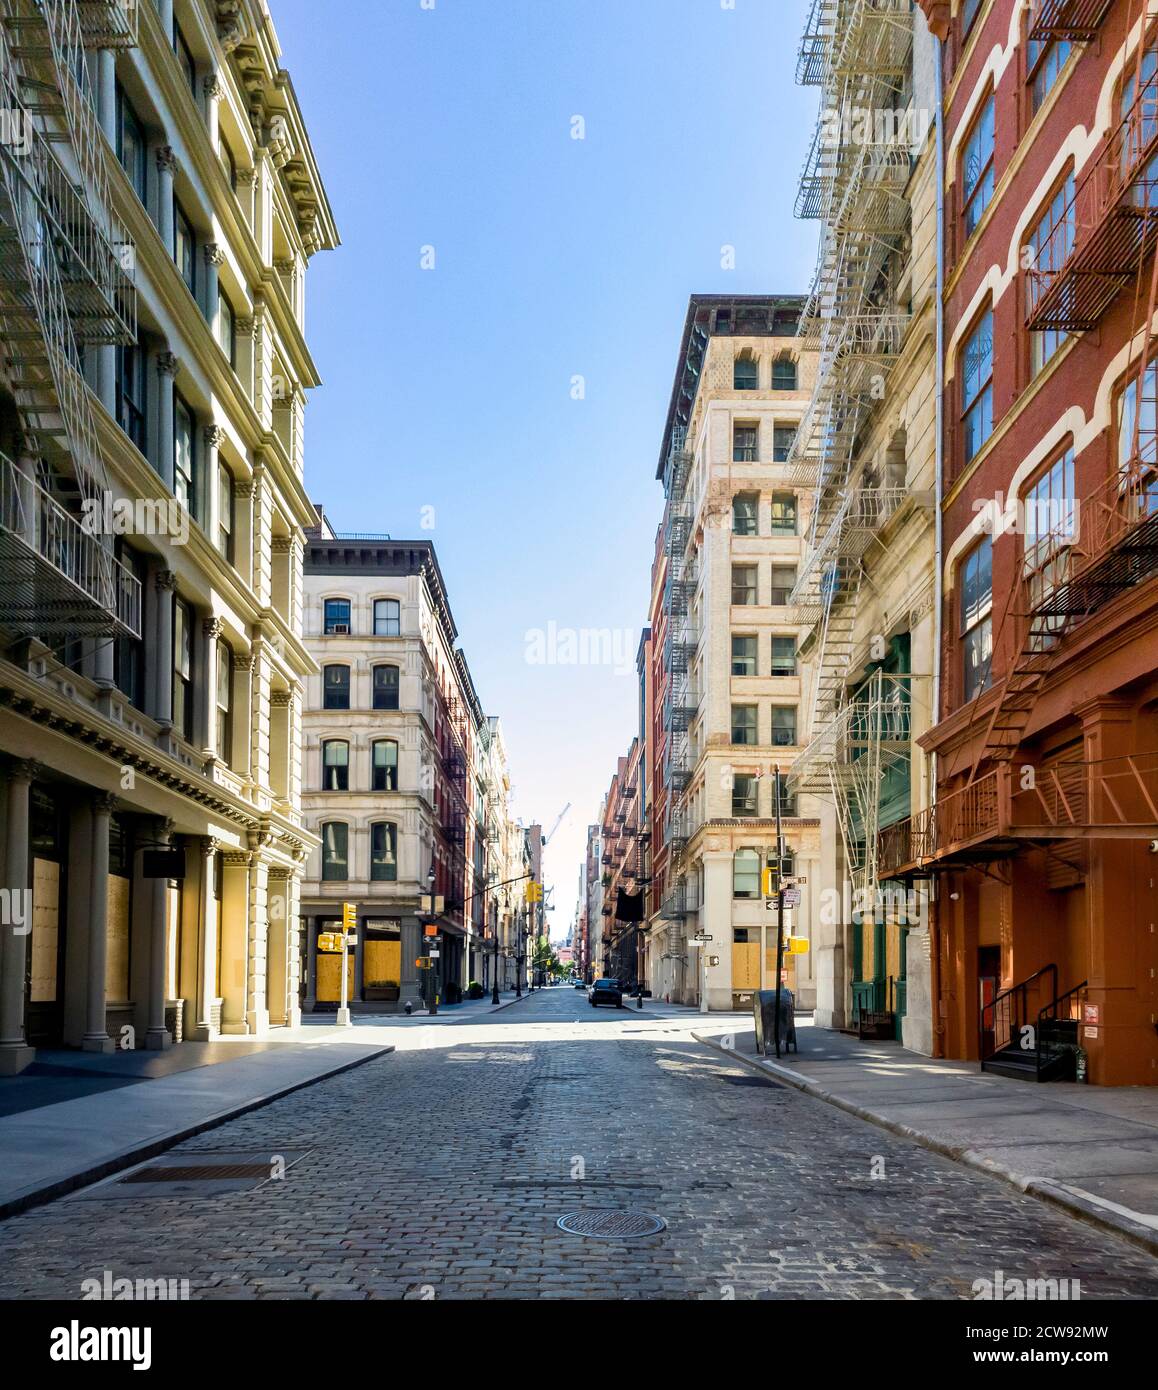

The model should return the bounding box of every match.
[271,0,820,936]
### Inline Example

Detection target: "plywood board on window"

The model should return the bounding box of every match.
[364,939,401,985]
[30,859,59,1003]
[106,874,131,1001]
[315,951,354,1003]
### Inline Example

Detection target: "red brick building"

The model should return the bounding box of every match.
[885,0,1158,1085]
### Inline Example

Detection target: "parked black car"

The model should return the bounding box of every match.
[588,978,623,1008]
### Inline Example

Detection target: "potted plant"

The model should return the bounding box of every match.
[364,979,400,1003]
[467,981,485,1000]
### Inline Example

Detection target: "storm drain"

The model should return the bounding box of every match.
[556,1210,667,1239]
[73,1149,311,1201]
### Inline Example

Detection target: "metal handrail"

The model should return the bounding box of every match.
[980,963,1057,1063]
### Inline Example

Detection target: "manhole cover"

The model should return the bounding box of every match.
[557,1210,666,1239]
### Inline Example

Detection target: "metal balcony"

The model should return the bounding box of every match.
[76,0,138,47]
[1028,0,1112,41]
[878,751,1158,878]
[0,452,140,638]
[1026,68,1158,333]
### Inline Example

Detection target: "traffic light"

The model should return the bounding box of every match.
[525,880,542,904]
[317,932,343,954]
[341,902,357,934]
[762,866,779,898]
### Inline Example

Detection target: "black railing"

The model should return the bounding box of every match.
[1037,978,1088,1081]
[979,964,1057,1062]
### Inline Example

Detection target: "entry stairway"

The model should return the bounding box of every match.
[980,964,1088,1082]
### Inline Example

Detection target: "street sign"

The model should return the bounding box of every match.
[708,955,720,967]
[783,889,801,908]
[423,923,438,937]
[692,933,713,943]
[428,950,440,959]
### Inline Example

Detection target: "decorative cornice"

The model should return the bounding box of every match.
[234,315,255,337]
[233,478,255,498]
[7,757,42,783]
[215,1,247,54]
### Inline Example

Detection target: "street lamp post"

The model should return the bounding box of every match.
[515,909,523,998]
[491,898,501,1005]
[426,862,438,1017]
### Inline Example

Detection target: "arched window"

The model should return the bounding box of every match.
[323,597,351,635]
[771,356,797,391]
[372,739,399,792]
[323,664,350,710]
[733,848,760,899]
[321,822,348,880]
[733,354,759,390]
[373,598,400,636]
[322,739,349,791]
[370,822,398,881]
[373,664,400,710]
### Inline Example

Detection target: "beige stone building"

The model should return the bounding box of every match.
[299,520,520,1011]
[650,295,822,1011]
[786,0,938,1047]
[0,0,336,1071]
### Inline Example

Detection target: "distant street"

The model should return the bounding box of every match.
[1,990,1156,1301]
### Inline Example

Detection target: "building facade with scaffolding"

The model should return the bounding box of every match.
[0,0,336,1072]
[884,0,1158,1085]
[786,0,940,1049]
[649,295,821,1011]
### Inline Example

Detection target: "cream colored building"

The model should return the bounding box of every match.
[0,0,336,1070]
[786,0,938,1048]
[300,520,517,1011]
[651,296,821,1011]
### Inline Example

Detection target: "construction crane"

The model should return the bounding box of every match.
[540,803,571,846]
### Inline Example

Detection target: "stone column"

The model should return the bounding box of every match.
[203,243,225,339]
[203,73,224,149]
[157,0,174,41]
[145,819,173,1049]
[199,616,224,758]
[302,916,317,1013]
[0,761,38,1074]
[155,145,177,255]
[233,478,255,588]
[232,652,254,779]
[82,793,117,1052]
[155,350,179,489]
[234,168,256,232]
[202,425,226,549]
[193,837,220,1040]
[152,568,176,730]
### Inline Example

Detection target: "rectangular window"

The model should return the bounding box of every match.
[373,665,400,711]
[374,598,401,636]
[962,310,994,465]
[115,343,146,452]
[218,291,235,366]
[732,564,758,606]
[174,20,197,98]
[771,358,797,391]
[1023,448,1075,640]
[771,773,796,817]
[769,566,797,605]
[174,395,196,515]
[961,538,994,701]
[1028,37,1071,113]
[733,425,758,463]
[173,597,194,740]
[732,774,758,818]
[113,544,147,709]
[772,427,796,464]
[175,202,196,295]
[733,850,761,899]
[323,598,351,635]
[1027,176,1075,375]
[732,493,758,535]
[370,823,398,881]
[216,641,232,765]
[323,741,349,792]
[769,493,797,531]
[372,741,399,792]
[217,464,234,562]
[771,636,797,676]
[321,823,348,881]
[731,634,757,677]
[219,138,237,192]
[115,85,147,203]
[962,93,995,237]
[323,665,350,710]
[1119,358,1158,470]
[772,706,797,746]
[731,704,758,745]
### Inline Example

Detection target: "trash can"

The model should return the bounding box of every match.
[754,988,796,1055]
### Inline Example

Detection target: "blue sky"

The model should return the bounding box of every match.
[272,0,819,934]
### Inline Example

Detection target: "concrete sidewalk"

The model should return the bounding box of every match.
[0,1032,392,1219]
[693,1017,1158,1256]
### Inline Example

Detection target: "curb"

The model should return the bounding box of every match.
[0,1043,394,1223]
[692,1032,1158,1259]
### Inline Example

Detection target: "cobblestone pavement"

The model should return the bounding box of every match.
[2,988,1157,1300]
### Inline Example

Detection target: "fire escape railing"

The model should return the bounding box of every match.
[1028,0,1112,43]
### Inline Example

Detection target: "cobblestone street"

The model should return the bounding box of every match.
[1,990,1157,1301]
